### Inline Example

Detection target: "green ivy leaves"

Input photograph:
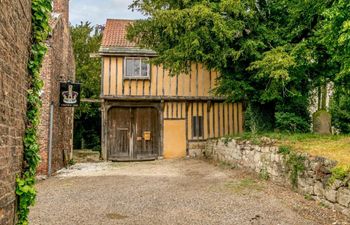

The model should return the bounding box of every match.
[16,0,52,224]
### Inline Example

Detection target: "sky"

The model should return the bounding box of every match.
[70,0,145,26]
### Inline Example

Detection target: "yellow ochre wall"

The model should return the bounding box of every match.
[101,57,219,97]
[162,101,243,159]
[163,120,187,159]
[163,102,244,142]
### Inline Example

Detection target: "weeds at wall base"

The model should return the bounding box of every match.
[278,145,306,189]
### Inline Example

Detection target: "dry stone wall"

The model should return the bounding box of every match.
[204,138,350,217]
[0,0,32,224]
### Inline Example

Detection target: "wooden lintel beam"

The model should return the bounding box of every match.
[81,98,102,103]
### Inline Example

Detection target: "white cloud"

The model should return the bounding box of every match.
[69,0,145,26]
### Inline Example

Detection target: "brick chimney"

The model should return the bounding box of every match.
[53,0,70,25]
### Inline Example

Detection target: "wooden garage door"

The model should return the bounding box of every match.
[134,108,159,159]
[107,107,159,161]
[108,108,131,160]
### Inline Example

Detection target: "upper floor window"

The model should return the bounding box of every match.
[125,57,150,79]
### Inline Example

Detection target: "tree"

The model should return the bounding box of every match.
[71,22,102,149]
[319,0,350,133]
[128,0,339,132]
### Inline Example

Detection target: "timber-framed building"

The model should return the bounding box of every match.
[99,19,244,161]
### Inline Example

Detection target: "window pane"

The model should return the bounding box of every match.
[126,58,141,77]
[126,59,134,77]
[192,116,203,138]
[141,59,149,77]
[133,59,140,76]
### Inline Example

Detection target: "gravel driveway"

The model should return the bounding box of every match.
[29,159,349,225]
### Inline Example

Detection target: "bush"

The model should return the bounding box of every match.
[330,90,350,134]
[328,166,350,185]
[244,102,275,133]
[275,112,310,133]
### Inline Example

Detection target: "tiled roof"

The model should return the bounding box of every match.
[101,19,136,48]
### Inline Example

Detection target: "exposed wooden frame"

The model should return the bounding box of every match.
[156,65,159,96]
[196,101,199,140]
[196,63,199,97]
[227,103,231,135]
[129,78,132,95]
[160,100,165,157]
[218,103,221,137]
[202,65,205,96]
[176,75,179,97]
[81,98,102,103]
[188,139,208,143]
[189,66,192,96]
[223,102,226,136]
[136,78,139,95]
[162,67,165,96]
[212,102,216,138]
[185,101,189,156]
[116,58,118,96]
[101,58,104,96]
[201,101,204,140]
[108,57,112,95]
[168,72,172,97]
[101,95,227,101]
[238,103,243,134]
[207,101,211,138]
[149,64,152,96]
[142,80,145,96]
[209,71,212,94]
[122,58,125,95]
[101,101,106,160]
[164,118,186,121]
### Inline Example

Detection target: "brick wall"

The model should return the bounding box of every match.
[0,0,32,224]
[37,8,75,175]
[53,0,70,25]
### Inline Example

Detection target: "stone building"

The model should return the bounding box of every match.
[37,0,75,175]
[0,0,32,224]
[0,0,75,224]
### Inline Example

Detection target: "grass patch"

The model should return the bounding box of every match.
[328,166,350,185]
[259,168,270,181]
[225,178,263,193]
[304,194,314,201]
[217,161,237,170]
[232,132,350,167]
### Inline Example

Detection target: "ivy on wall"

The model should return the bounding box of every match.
[16,0,52,224]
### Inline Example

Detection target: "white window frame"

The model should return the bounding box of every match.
[124,57,151,79]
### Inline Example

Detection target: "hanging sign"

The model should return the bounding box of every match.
[59,82,81,107]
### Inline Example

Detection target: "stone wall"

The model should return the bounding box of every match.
[37,7,75,175]
[204,138,350,217]
[189,141,207,157]
[0,0,32,224]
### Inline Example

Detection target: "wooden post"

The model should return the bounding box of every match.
[101,101,107,161]
[108,57,112,95]
[207,101,211,139]
[160,100,165,158]
[116,58,118,96]
[185,101,189,156]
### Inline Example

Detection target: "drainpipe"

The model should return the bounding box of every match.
[48,102,54,177]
